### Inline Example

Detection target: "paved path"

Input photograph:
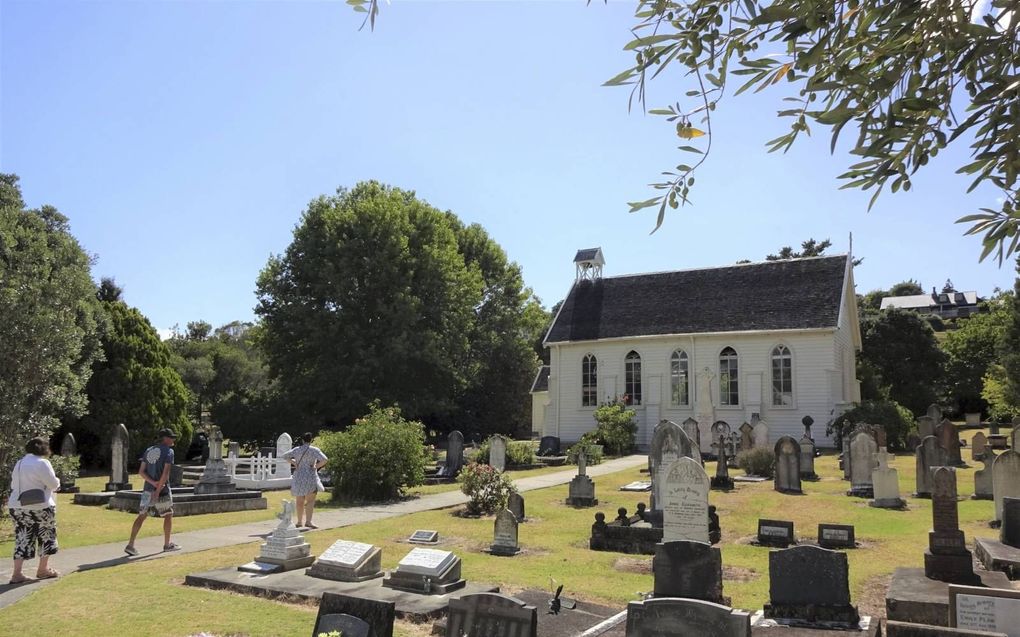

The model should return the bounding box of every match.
[0,455,645,610]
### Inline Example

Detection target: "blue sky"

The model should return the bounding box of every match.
[3,0,1015,334]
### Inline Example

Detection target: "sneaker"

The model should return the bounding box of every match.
[162,542,181,552]
[124,545,138,556]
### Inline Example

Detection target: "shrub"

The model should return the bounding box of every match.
[590,398,638,456]
[457,462,517,515]
[49,454,80,485]
[827,399,915,451]
[507,441,535,466]
[318,402,431,502]
[736,446,775,478]
[567,432,604,465]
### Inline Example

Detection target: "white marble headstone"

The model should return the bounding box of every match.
[317,540,375,567]
[661,457,710,544]
[396,548,456,577]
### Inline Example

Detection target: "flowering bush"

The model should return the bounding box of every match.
[49,454,80,485]
[457,462,517,515]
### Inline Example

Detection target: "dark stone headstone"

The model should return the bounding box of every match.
[169,464,184,488]
[757,519,795,548]
[315,592,394,637]
[915,435,948,498]
[446,430,465,476]
[774,436,802,494]
[625,597,751,637]
[924,467,979,584]
[507,492,525,523]
[937,419,964,466]
[1001,497,1020,548]
[764,545,860,626]
[818,523,856,549]
[313,614,371,637]
[711,436,734,491]
[446,593,537,637]
[652,540,725,604]
[739,423,754,452]
[408,530,439,544]
[538,435,560,456]
[490,508,520,556]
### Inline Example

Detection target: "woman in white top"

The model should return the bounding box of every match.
[282,432,328,529]
[6,436,61,584]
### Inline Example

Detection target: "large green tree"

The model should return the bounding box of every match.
[70,290,192,464]
[859,308,945,414]
[941,293,1012,414]
[994,261,1020,415]
[0,174,104,499]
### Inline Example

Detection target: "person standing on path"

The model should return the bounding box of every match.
[282,432,327,528]
[7,437,62,584]
[124,428,180,555]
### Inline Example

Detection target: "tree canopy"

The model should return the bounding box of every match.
[859,307,945,414]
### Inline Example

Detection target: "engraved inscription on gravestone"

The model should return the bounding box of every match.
[661,458,710,544]
[396,548,455,576]
[758,519,795,547]
[950,585,1020,637]
[818,524,856,549]
[408,530,439,544]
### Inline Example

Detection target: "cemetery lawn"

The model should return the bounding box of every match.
[1,428,1001,635]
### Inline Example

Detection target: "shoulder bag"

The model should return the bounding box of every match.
[17,458,46,506]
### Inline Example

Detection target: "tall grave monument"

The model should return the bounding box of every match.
[924,467,979,584]
[992,447,1020,524]
[661,457,710,544]
[648,420,697,512]
[105,423,132,492]
[774,436,802,494]
[566,452,597,506]
[195,425,235,495]
[800,416,817,479]
[936,419,964,467]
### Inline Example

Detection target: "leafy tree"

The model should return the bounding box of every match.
[941,294,1012,414]
[69,298,192,465]
[827,399,915,451]
[0,174,104,499]
[859,308,945,415]
[256,182,483,429]
[766,238,832,261]
[996,261,1020,413]
[889,280,924,297]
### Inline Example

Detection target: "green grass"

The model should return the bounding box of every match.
[0,428,1003,635]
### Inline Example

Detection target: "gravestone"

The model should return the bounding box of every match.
[227,441,240,458]
[937,419,965,466]
[710,421,731,451]
[799,434,816,480]
[446,430,465,477]
[446,593,537,637]
[927,403,944,427]
[566,452,597,506]
[906,432,922,451]
[169,464,184,488]
[661,457,710,544]
[758,519,795,547]
[408,530,439,544]
[992,450,1020,522]
[973,452,994,500]
[312,614,371,637]
[739,422,754,452]
[315,592,394,637]
[818,524,856,549]
[60,432,77,457]
[195,425,235,494]
[488,436,507,472]
[802,415,815,440]
[849,431,878,497]
[625,597,751,637]
[764,545,860,626]
[915,435,948,498]
[753,419,769,448]
[726,432,739,468]
[652,540,725,603]
[774,436,802,494]
[924,467,979,584]
[1002,497,1020,548]
[382,548,465,594]
[490,508,520,556]
[307,539,382,582]
[681,417,701,452]
[105,423,132,491]
[918,416,937,440]
[972,433,988,461]
[886,621,1008,637]
[507,492,525,522]
[711,437,734,490]
[871,449,906,508]
[239,500,313,573]
[949,584,1020,637]
[841,434,852,480]
[989,434,1009,450]
[648,420,697,511]
[537,435,559,456]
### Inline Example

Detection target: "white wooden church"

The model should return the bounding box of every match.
[530,248,862,450]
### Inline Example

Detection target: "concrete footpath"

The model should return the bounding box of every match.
[0,455,646,610]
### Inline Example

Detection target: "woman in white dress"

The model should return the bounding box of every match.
[282,432,328,528]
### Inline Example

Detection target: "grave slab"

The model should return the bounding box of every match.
[886,567,1017,627]
[884,620,1006,637]
[974,538,1020,581]
[307,540,383,582]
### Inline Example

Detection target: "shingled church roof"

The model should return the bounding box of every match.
[544,255,849,344]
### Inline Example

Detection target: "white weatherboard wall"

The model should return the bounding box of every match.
[544,328,853,449]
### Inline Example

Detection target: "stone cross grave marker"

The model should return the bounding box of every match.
[566,452,597,506]
[105,423,132,492]
[993,450,1020,522]
[924,467,979,584]
[849,430,878,497]
[774,436,802,494]
[661,457,710,544]
[626,597,751,637]
[871,449,905,508]
[764,545,860,626]
[490,508,520,556]
[915,435,948,498]
[488,436,507,472]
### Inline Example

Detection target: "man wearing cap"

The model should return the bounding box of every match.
[124,428,180,555]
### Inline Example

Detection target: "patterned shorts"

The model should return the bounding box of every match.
[10,507,58,560]
[139,490,173,518]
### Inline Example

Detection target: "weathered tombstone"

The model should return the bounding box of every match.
[915,435,948,498]
[60,432,77,457]
[906,432,921,453]
[874,424,888,450]
[625,597,751,637]
[382,548,465,594]
[924,467,979,584]
[758,519,795,547]
[681,417,701,452]
[195,425,235,494]
[948,584,1020,637]
[726,432,739,468]
[799,434,816,480]
[849,431,878,497]
[841,434,852,480]
[871,449,905,508]
[649,420,697,511]
[817,523,856,549]
[168,464,184,488]
[739,422,754,452]
[973,452,994,500]
[764,545,860,626]
[774,436,802,494]
[105,423,132,492]
[711,437,734,490]
[239,500,314,573]
[710,421,731,451]
[537,435,559,456]
[307,539,383,582]
[992,450,1020,523]
[227,441,240,458]
[1001,497,1020,548]
[753,419,769,448]
[446,593,537,637]
[661,457,710,544]
[312,614,371,637]
[972,432,988,461]
[937,419,965,466]
[988,433,1009,449]
[507,492,525,522]
[490,508,520,556]
[566,452,597,506]
[446,430,465,476]
[315,592,395,637]
[917,416,937,440]
[652,540,725,603]
[488,436,507,472]
[927,403,944,427]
